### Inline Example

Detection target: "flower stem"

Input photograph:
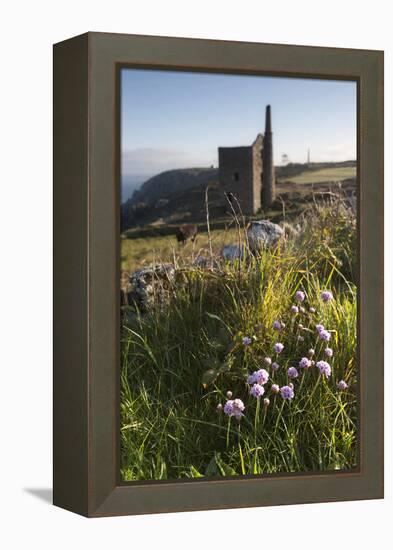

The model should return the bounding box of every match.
[226,416,231,449]
[274,401,285,435]
[237,423,246,475]
[254,398,261,435]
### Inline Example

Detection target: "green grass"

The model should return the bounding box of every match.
[120,197,357,481]
[121,227,239,273]
[278,166,356,185]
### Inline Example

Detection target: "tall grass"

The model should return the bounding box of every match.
[120,197,357,480]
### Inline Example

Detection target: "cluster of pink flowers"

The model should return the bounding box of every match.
[223,398,245,419]
[250,384,265,398]
[274,342,284,354]
[299,357,311,369]
[247,368,269,385]
[218,289,351,420]
[280,385,295,400]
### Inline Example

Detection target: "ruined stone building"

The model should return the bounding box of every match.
[218,105,275,214]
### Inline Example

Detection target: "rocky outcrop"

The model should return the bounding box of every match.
[247,220,284,251]
[123,263,176,312]
[220,244,245,261]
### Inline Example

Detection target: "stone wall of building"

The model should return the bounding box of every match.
[218,106,275,213]
[218,132,263,215]
[218,146,255,214]
[251,134,263,213]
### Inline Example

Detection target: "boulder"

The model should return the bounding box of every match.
[220,244,245,261]
[247,220,284,251]
[129,263,176,310]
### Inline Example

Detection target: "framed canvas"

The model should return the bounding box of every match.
[53,32,384,517]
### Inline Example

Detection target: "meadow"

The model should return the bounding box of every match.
[277,165,356,185]
[121,226,240,273]
[120,195,357,481]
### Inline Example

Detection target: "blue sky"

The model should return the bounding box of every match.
[121,68,357,186]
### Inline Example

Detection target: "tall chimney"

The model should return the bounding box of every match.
[261,105,275,209]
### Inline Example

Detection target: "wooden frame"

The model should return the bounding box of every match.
[53,32,384,517]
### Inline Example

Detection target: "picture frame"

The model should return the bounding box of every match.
[53,32,384,517]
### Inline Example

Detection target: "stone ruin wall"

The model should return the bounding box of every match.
[251,134,263,213]
[218,146,255,214]
[218,133,263,215]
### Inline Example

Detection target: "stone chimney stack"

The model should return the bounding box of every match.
[261,105,275,209]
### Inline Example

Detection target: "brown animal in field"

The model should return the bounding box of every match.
[176,224,198,244]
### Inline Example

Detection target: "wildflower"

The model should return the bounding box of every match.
[248,369,269,385]
[273,320,282,331]
[263,398,270,408]
[299,306,305,313]
[298,323,304,330]
[316,360,331,378]
[295,290,305,302]
[243,336,252,346]
[289,383,294,389]
[321,290,333,303]
[337,380,348,391]
[233,398,245,418]
[291,305,299,314]
[216,403,223,412]
[287,367,299,379]
[319,329,331,342]
[315,324,325,333]
[271,362,280,371]
[274,342,284,354]
[264,357,272,366]
[254,368,269,385]
[298,335,304,342]
[281,322,286,328]
[299,357,311,369]
[308,348,315,357]
[226,390,233,399]
[280,385,295,400]
[309,307,316,313]
[271,383,280,394]
[223,400,234,416]
[250,383,265,398]
[325,347,333,358]
[224,398,245,418]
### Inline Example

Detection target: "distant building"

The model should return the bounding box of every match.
[218,105,275,214]
[281,153,290,166]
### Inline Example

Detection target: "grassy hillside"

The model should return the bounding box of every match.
[275,160,356,181]
[121,226,239,273]
[278,165,356,185]
[131,167,218,203]
[120,194,357,480]
[121,161,356,231]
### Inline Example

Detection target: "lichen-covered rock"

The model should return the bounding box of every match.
[247,220,284,251]
[129,263,176,310]
[220,244,245,261]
